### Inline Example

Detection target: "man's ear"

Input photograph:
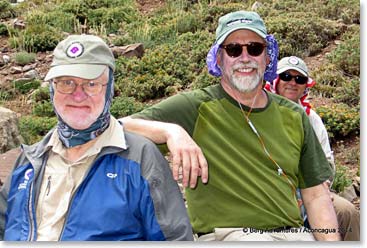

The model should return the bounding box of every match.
[216,52,222,68]
[266,54,270,66]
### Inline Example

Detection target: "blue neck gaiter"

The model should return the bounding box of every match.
[49,68,114,148]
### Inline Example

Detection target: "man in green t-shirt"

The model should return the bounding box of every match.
[121,11,340,241]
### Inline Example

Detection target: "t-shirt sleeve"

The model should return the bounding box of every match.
[298,111,333,188]
[131,92,201,136]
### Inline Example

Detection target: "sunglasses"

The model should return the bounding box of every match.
[279,72,308,85]
[220,42,266,58]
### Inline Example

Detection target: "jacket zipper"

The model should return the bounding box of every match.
[26,183,35,241]
[46,176,51,196]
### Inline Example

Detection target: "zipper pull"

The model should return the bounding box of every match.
[46,176,51,196]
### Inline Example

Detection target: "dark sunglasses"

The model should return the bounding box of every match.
[279,72,308,85]
[219,42,266,58]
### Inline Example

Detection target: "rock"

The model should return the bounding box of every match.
[13,77,33,83]
[22,65,33,72]
[0,147,21,184]
[111,43,144,59]
[13,19,25,30]
[41,81,50,88]
[3,55,11,64]
[0,107,23,154]
[24,69,39,79]
[10,66,22,74]
[339,185,358,202]
[334,40,342,45]
[251,1,262,11]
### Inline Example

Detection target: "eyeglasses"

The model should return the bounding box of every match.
[279,72,308,85]
[53,79,107,96]
[219,42,266,58]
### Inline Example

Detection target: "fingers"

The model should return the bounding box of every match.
[198,151,208,184]
[181,150,191,188]
[171,151,181,181]
[171,148,208,189]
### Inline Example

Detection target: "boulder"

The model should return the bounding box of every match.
[0,107,23,154]
[0,147,20,184]
[111,43,144,59]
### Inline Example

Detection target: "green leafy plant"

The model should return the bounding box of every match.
[14,51,36,65]
[328,26,360,76]
[316,103,359,141]
[32,100,55,117]
[19,116,57,144]
[32,87,51,102]
[110,96,146,118]
[0,0,16,19]
[331,163,353,193]
[13,79,41,94]
[0,23,8,36]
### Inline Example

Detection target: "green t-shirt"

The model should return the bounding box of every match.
[132,84,332,233]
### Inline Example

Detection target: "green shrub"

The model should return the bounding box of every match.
[0,23,8,36]
[190,70,220,90]
[333,77,360,107]
[115,30,213,101]
[32,87,51,102]
[0,91,12,103]
[315,0,360,24]
[266,13,340,57]
[19,116,57,144]
[176,12,199,34]
[328,26,360,76]
[88,6,140,34]
[32,101,55,117]
[0,0,16,19]
[14,52,36,65]
[110,96,146,118]
[13,79,41,94]
[331,163,353,193]
[11,24,63,52]
[26,9,78,33]
[316,103,359,140]
[311,64,347,98]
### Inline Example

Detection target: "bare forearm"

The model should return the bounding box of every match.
[121,116,174,144]
[120,116,208,188]
[301,185,341,241]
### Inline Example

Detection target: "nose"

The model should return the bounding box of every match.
[238,47,251,62]
[71,84,88,102]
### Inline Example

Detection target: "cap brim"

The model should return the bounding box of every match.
[277,66,308,77]
[216,26,266,45]
[44,64,108,81]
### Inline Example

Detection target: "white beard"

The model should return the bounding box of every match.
[229,62,262,93]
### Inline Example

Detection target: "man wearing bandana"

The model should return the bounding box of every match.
[0,35,193,241]
[265,56,360,241]
[121,11,341,240]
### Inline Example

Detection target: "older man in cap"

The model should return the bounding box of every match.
[121,11,341,241]
[0,34,192,241]
[265,56,360,241]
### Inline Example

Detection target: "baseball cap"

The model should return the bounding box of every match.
[45,34,115,81]
[215,11,267,45]
[277,56,309,76]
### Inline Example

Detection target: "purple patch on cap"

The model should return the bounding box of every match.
[66,42,84,58]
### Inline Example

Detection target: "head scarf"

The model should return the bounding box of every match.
[49,68,114,148]
[206,34,279,82]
